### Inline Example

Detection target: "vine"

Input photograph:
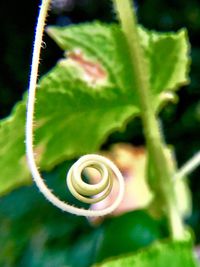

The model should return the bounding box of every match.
[25,0,125,217]
[113,0,185,240]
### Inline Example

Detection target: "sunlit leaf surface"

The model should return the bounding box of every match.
[96,241,198,267]
[0,22,190,194]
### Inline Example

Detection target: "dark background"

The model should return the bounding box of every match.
[0,1,199,266]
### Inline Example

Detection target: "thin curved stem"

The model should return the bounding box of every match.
[175,151,200,180]
[26,0,124,216]
[113,0,185,240]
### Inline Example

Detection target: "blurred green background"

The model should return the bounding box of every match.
[0,0,199,266]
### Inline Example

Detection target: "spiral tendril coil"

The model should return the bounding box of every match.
[66,154,125,215]
[67,154,121,204]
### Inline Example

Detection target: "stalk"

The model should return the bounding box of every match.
[25,0,125,217]
[113,0,185,240]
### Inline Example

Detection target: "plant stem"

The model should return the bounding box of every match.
[113,0,185,240]
[174,151,200,180]
[26,0,125,217]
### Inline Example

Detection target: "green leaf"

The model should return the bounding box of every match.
[95,241,199,267]
[95,210,166,263]
[0,100,31,193]
[47,22,190,108]
[0,22,190,195]
[0,162,96,267]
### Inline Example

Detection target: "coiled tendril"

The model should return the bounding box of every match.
[66,154,125,216]
[67,155,113,204]
[67,154,125,205]
[25,0,125,217]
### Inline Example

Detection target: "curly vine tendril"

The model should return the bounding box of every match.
[25,0,125,216]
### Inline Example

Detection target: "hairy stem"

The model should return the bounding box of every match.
[26,0,124,216]
[113,0,185,239]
